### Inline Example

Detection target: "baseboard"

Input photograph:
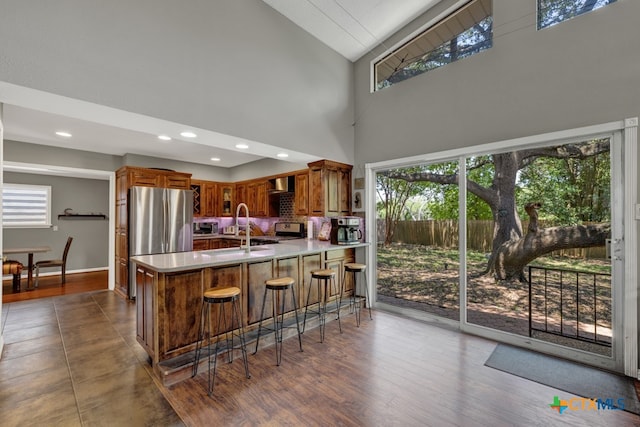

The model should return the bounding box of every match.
[2,266,108,280]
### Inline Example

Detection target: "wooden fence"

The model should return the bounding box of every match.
[377,219,607,259]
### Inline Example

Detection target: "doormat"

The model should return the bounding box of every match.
[484,344,640,416]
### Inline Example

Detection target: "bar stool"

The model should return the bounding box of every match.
[340,263,372,327]
[253,276,303,366]
[2,260,24,292]
[192,286,250,396]
[302,269,341,342]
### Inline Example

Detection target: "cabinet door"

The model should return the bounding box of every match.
[294,172,309,215]
[164,173,191,189]
[193,239,210,251]
[275,256,301,312]
[203,182,217,217]
[339,168,351,215]
[326,167,339,215]
[235,183,247,207]
[130,169,162,187]
[301,253,322,306]
[255,181,268,216]
[309,167,324,216]
[191,181,203,217]
[208,265,244,333]
[136,267,155,358]
[247,260,275,324]
[220,185,234,217]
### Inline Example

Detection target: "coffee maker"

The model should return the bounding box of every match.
[330,216,362,245]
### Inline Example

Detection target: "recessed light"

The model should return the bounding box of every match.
[180,131,197,138]
[277,153,289,158]
[158,135,171,141]
[210,157,221,162]
[55,131,72,137]
[235,143,249,149]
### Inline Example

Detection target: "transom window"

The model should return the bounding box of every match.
[538,0,617,30]
[373,0,492,91]
[2,183,52,228]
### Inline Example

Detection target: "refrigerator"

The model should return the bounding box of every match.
[129,186,193,298]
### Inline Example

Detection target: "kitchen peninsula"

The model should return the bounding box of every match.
[130,239,368,385]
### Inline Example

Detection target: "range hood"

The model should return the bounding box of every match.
[269,176,295,194]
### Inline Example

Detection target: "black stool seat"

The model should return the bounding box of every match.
[193,285,250,396]
[303,269,341,342]
[341,263,372,327]
[253,276,303,366]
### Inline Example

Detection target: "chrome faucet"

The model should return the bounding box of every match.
[235,202,250,253]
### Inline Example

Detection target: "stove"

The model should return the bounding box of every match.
[251,222,305,245]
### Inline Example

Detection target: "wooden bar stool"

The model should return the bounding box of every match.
[2,260,24,292]
[302,269,341,342]
[192,286,250,396]
[340,263,372,327]
[253,276,303,366]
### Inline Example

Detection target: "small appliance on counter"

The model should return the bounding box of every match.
[193,221,218,235]
[330,216,362,245]
[222,225,236,235]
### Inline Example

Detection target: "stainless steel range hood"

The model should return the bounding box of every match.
[269,176,295,194]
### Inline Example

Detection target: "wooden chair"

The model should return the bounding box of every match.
[34,237,73,287]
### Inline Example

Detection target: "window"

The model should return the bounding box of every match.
[2,183,52,228]
[538,0,617,30]
[373,0,492,91]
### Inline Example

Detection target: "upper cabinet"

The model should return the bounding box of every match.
[294,170,309,216]
[219,184,234,217]
[124,166,191,190]
[308,160,352,217]
[192,180,235,217]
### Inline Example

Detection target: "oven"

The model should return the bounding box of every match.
[250,222,305,245]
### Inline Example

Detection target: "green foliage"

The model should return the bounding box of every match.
[538,0,617,30]
[517,149,610,224]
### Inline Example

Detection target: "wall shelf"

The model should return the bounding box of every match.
[58,214,107,220]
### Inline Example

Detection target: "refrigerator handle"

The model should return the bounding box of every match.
[164,190,169,253]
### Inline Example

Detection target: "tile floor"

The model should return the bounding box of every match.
[0,291,183,426]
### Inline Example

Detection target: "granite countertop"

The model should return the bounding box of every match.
[130,239,369,273]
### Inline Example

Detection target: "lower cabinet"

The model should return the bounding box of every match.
[136,247,356,367]
[193,239,210,251]
[136,267,155,359]
[325,249,355,299]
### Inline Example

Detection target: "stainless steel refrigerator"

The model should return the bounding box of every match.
[129,186,193,297]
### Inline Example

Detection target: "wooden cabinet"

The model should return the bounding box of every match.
[114,166,191,298]
[193,239,210,251]
[242,179,276,217]
[191,180,217,217]
[308,160,352,217]
[219,184,234,217]
[294,171,309,216]
[235,183,247,208]
[136,266,155,358]
[325,248,355,299]
[301,253,322,306]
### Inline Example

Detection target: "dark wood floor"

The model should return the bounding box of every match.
[2,273,638,426]
[2,270,108,304]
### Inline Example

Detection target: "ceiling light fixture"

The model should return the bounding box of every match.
[158,135,171,141]
[235,143,249,149]
[180,131,197,138]
[210,157,221,162]
[277,153,289,158]
[55,131,72,137]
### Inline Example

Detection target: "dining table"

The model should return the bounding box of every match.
[3,246,51,290]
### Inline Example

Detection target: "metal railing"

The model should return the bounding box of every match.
[528,265,611,347]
